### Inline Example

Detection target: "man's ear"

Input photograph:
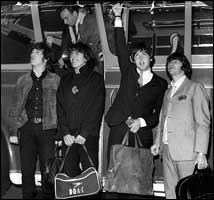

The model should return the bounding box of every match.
[150,57,155,68]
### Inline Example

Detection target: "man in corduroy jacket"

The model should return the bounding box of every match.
[9,42,60,199]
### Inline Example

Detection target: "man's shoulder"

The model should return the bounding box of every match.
[47,71,60,80]
[153,73,168,87]
[93,70,104,80]
[83,13,97,26]
[84,13,96,21]
[184,78,205,91]
[45,71,61,86]
[17,72,31,84]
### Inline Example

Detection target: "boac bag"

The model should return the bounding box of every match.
[54,145,101,199]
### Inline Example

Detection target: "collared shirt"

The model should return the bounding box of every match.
[163,75,186,144]
[77,11,86,25]
[69,26,77,43]
[115,17,123,27]
[25,69,48,120]
[136,68,153,86]
[170,75,186,97]
[69,11,87,43]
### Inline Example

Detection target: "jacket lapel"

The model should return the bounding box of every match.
[171,77,188,98]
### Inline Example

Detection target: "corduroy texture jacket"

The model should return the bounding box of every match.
[9,70,60,136]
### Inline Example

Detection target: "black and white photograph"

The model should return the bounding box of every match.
[1,1,213,199]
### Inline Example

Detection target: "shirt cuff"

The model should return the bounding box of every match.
[198,152,206,156]
[138,118,147,128]
[114,19,122,27]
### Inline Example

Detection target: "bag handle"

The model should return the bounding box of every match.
[82,144,95,167]
[121,130,144,148]
[58,144,95,173]
[58,145,71,173]
[193,164,211,175]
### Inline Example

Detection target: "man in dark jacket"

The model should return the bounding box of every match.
[105,3,168,161]
[9,42,60,199]
[57,42,105,177]
[56,5,104,75]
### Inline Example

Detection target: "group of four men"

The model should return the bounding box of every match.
[8,3,211,199]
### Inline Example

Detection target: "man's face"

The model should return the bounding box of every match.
[167,59,184,77]
[70,50,86,68]
[60,8,78,26]
[30,49,46,66]
[134,50,151,72]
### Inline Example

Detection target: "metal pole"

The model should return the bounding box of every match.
[30,1,43,42]
[184,1,192,63]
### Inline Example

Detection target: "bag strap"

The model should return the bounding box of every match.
[193,164,211,175]
[58,144,95,173]
[121,131,129,146]
[121,130,144,148]
[58,145,71,173]
[82,144,95,167]
[134,132,143,148]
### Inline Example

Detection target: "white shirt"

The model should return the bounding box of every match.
[162,75,186,144]
[115,17,123,27]
[69,26,77,43]
[68,11,86,43]
[170,75,186,97]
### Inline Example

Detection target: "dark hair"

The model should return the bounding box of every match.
[68,42,97,70]
[31,42,53,65]
[166,52,192,80]
[57,5,80,15]
[130,42,155,67]
[57,5,93,15]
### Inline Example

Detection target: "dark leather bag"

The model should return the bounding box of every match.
[176,165,214,199]
[43,142,62,194]
[104,131,154,195]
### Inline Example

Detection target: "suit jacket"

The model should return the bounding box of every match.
[61,13,101,59]
[155,78,211,161]
[105,27,168,146]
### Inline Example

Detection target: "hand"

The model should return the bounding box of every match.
[58,57,65,69]
[112,3,124,16]
[63,134,75,146]
[98,52,104,62]
[75,135,86,145]
[9,136,19,144]
[129,119,141,133]
[46,35,53,47]
[55,140,62,146]
[195,153,208,169]
[151,144,159,156]
[125,116,134,127]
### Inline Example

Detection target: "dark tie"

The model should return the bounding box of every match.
[138,72,144,87]
[73,25,78,42]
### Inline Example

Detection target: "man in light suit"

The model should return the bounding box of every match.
[151,52,211,199]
